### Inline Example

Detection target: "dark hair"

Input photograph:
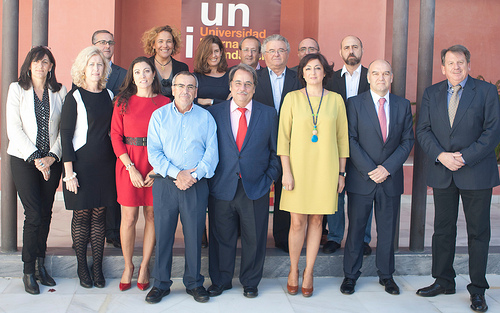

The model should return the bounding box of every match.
[18,46,62,91]
[194,35,228,74]
[229,63,258,87]
[92,29,113,44]
[441,44,470,65]
[297,53,334,87]
[299,37,320,51]
[115,57,161,114]
[239,36,261,51]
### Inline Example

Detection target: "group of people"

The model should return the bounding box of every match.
[6,24,499,313]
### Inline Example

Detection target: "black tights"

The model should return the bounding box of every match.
[71,207,106,282]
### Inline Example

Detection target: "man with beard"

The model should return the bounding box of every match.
[323,35,372,255]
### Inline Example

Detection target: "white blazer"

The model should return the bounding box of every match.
[6,82,67,161]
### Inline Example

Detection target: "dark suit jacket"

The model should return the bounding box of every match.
[326,66,369,103]
[107,63,127,96]
[416,76,500,190]
[346,91,414,196]
[207,100,280,201]
[253,67,300,114]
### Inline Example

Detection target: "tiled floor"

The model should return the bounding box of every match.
[0,275,499,312]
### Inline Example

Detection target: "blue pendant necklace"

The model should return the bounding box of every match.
[305,87,324,143]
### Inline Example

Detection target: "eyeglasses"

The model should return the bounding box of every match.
[232,80,254,89]
[173,84,197,91]
[265,48,288,55]
[241,48,259,54]
[94,40,115,46]
[298,47,319,53]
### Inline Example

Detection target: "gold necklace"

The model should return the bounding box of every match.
[155,57,172,70]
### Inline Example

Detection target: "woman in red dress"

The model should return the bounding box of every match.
[111,57,170,291]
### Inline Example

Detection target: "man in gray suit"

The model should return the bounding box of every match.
[416,45,500,312]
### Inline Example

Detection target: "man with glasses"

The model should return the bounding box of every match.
[92,30,127,96]
[146,71,218,304]
[92,30,127,249]
[207,64,280,298]
[290,37,320,72]
[238,36,262,70]
[253,34,300,253]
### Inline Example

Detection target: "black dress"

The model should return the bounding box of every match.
[60,87,117,210]
[194,71,230,106]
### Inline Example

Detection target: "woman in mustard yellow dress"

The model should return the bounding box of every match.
[278,53,349,297]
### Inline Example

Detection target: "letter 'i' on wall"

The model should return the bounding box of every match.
[185,26,194,58]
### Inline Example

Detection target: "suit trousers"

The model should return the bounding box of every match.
[11,156,62,274]
[326,190,373,244]
[432,180,491,295]
[152,177,208,290]
[208,179,269,288]
[344,185,400,280]
[273,177,290,246]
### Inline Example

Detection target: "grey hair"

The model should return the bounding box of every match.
[261,34,290,54]
[228,63,258,87]
[172,71,199,88]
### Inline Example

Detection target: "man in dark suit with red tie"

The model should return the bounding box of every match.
[416,45,500,312]
[340,60,414,296]
[253,34,300,252]
[207,64,280,298]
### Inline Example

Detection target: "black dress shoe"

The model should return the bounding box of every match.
[243,286,258,298]
[207,284,232,297]
[35,257,56,286]
[470,294,488,312]
[416,282,456,297]
[275,241,289,253]
[379,278,400,295]
[106,237,121,248]
[146,287,171,304]
[23,274,40,295]
[186,286,210,303]
[340,277,356,295]
[363,242,372,256]
[91,264,106,288]
[322,241,341,254]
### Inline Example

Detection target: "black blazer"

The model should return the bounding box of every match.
[149,56,189,99]
[207,100,280,201]
[107,63,127,96]
[346,91,414,196]
[253,67,300,114]
[326,65,369,103]
[416,76,500,190]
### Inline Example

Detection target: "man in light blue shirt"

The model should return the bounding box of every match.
[146,71,218,304]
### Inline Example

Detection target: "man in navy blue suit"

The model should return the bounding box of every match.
[207,64,280,298]
[416,45,500,312]
[340,60,414,296]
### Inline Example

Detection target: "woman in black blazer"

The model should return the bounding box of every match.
[6,46,67,294]
[142,25,189,100]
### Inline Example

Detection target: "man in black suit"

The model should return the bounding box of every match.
[416,45,500,312]
[91,30,127,248]
[253,34,300,252]
[323,35,372,255]
[340,60,414,296]
[207,64,280,298]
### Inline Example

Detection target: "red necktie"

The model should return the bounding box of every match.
[236,107,247,151]
[378,98,387,142]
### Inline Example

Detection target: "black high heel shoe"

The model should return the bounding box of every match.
[91,264,105,288]
[78,264,93,288]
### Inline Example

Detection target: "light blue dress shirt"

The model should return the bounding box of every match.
[147,102,218,180]
[268,67,285,113]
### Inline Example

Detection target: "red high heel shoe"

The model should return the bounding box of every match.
[137,266,150,291]
[119,265,134,291]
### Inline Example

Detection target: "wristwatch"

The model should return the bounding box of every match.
[339,172,346,177]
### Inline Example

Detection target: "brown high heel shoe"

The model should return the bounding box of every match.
[287,270,299,295]
[301,270,313,297]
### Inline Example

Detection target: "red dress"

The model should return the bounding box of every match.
[111,94,170,206]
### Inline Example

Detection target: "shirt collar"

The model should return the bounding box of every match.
[230,99,252,113]
[341,64,362,77]
[370,89,389,104]
[172,100,194,114]
[268,67,286,78]
[447,76,468,91]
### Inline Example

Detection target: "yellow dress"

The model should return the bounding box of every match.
[277,90,349,214]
